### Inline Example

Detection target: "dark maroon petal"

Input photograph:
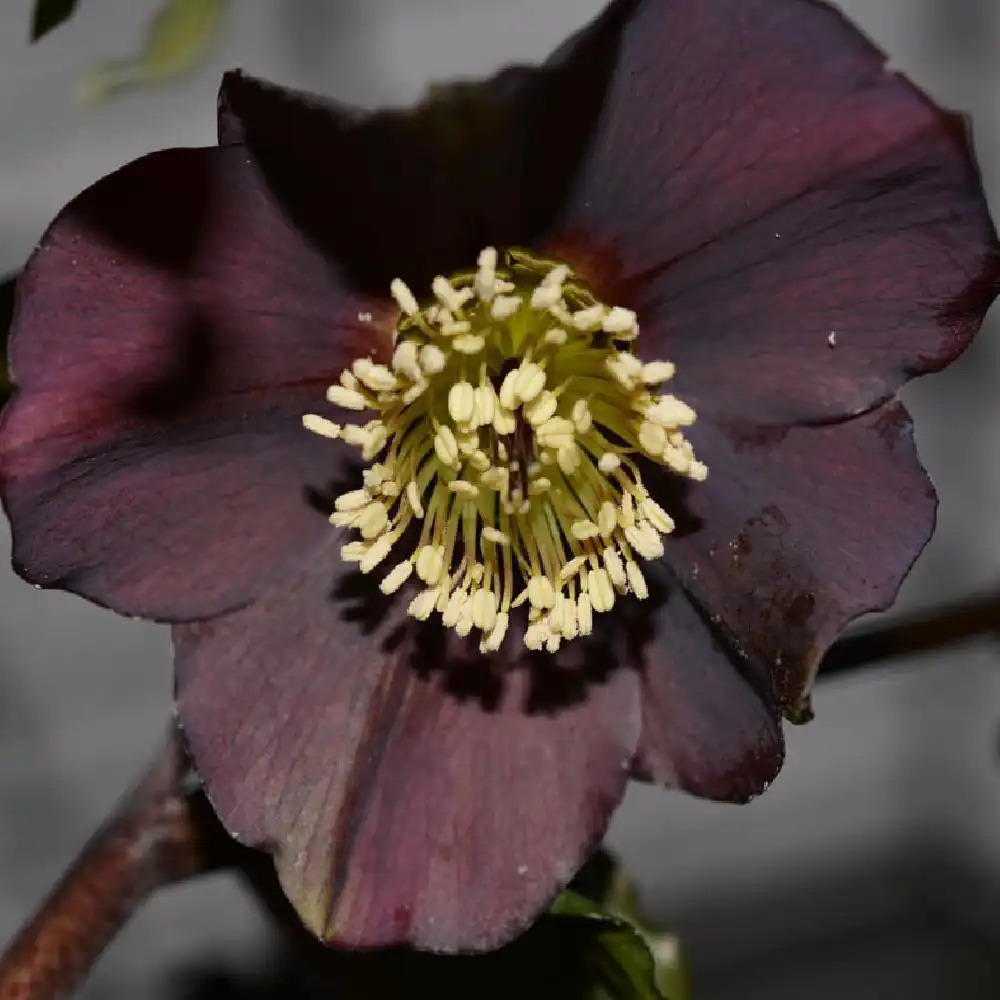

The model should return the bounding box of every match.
[658,401,935,719]
[630,564,783,801]
[0,145,389,620]
[547,0,1000,424]
[174,536,640,952]
[212,5,631,294]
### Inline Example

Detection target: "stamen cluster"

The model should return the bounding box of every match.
[304,248,706,653]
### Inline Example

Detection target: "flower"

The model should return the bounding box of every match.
[1,0,997,954]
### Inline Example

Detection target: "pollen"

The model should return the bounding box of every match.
[304,248,707,654]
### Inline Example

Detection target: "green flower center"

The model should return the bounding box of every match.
[304,248,706,654]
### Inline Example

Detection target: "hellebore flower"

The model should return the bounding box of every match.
[1,0,998,953]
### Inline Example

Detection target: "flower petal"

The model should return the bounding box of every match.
[629,563,784,801]
[547,0,1000,424]
[174,536,641,952]
[213,9,631,295]
[215,69,531,293]
[0,145,388,620]
[657,401,935,719]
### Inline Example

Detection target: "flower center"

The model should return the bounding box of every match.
[304,248,706,654]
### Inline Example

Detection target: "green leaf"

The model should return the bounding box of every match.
[30,0,82,42]
[75,0,227,103]
[550,891,669,1000]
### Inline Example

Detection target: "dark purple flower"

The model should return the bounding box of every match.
[1,0,997,953]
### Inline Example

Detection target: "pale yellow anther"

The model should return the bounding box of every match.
[449,479,480,499]
[577,593,594,635]
[357,502,389,540]
[647,395,697,427]
[482,526,510,545]
[598,501,618,537]
[602,306,638,336]
[361,424,388,461]
[326,385,367,410]
[401,380,428,405]
[474,385,496,426]
[456,429,479,456]
[536,416,575,448]
[642,497,675,535]
[455,608,475,637]
[475,247,498,302]
[438,589,462,628]
[408,588,439,620]
[491,295,522,321]
[340,540,367,561]
[416,544,445,585]
[571,304,605,330]
[556,444,581,475]
[452,333,486,355]
[432,275,472,313]
[353,359,398,392]
[390,278,419,316]
[440,319,472,336]
[380,560,413,594]
[544,327,568,347]
[334,489,370,512]
[571,399,592,434]
[527,575,556,610]
[524,623,545,651]
[530,284,563,310]
[528,476,551,496]
[498,369,519,411]
[391,340,421,380]
[571,520,601,541]
[359,534,393,574]
[598,452,621,474]
[302,414,342,439]
[448,381,476,425]
[638,420,667,456]
[641,360,676,384]
[470,449,491,472]
[604,547,626,590]
[524,390,558,427]
[514,362,546,404]
[406,480,424,518]
[493,406,516,436]
[588,568,615,613]
[626,560,648,599]
[481,611,509,653]
[559,555,589,582]
[434,425,460,468]
[471,588,498,631]
[362,464,387,489]
[419,343,446,375]
[541,264,570,288]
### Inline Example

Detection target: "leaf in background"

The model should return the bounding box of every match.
[551,891,669,1000]
[30,0,82,42]
[0,275,15,406]
[75,0,227,103]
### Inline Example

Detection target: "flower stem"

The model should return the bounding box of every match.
[0,729,219,1000]
[820,588,1000,678]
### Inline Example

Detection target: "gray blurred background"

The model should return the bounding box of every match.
[2,0,1000,997]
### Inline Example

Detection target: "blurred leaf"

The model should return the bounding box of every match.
[31,0,81,41]
[75,0,227,103]
[551,891,669,1000]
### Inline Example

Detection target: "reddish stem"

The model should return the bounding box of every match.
[0,730,215,1000]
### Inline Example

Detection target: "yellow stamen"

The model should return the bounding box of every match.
[306,247,707,652]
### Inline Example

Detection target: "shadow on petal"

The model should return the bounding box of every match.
[215,1,638,294]
[174,530,646,952]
